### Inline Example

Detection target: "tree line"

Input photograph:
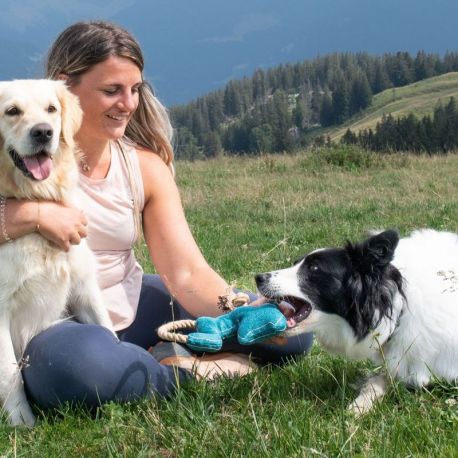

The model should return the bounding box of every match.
[341,97,458,154]
[170,51,458,159]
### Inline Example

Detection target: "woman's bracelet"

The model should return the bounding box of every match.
[217,291,250,312]
[36,200,40,232]
[0,196,13,243]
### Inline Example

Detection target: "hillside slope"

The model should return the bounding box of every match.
[330,72,458,141]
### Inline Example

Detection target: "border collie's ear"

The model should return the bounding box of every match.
[347,229,400,272]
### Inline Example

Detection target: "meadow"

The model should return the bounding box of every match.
[330,72,458,142]
[0,147,457,457]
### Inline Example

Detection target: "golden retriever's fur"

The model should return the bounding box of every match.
[0,80,113,427]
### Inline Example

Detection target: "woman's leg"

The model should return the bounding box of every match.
[119,274,313,365]
[22,321,189,410]
[117,274,194,349]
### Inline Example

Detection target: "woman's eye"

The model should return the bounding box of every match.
[103,89,118,95]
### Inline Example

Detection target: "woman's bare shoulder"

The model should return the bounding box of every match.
[135,147,175,197]
[136,147,172,174]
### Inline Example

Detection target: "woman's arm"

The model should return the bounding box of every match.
[0,199,88,251]
[138,151,233,317]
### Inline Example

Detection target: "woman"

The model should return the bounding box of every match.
[1,21,313,411]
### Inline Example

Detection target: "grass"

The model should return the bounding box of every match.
[1,147,457,457]
[329,72,458,142]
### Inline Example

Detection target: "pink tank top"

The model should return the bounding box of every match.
[77,141,145,330]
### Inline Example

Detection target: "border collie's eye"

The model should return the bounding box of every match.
[47,105,57,113]
[309,264,320,272]
[5,106,21,116]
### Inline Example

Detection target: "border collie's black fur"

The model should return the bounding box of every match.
[343,230,405,338]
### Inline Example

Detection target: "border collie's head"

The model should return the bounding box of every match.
[255,230,405,341]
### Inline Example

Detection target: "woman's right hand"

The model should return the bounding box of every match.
[37,201,88,251]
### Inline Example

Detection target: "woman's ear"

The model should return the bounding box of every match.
[57,73,69,82]
[55,81,83,147]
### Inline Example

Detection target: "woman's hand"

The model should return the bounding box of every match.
[38,201,88,251]
[248,295,269,307]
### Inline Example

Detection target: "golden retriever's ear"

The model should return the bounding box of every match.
[55,81,83,147]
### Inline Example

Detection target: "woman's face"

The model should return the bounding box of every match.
[69,56,142,142]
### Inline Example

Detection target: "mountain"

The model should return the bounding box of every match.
[329,72,458,142]
[169,51,458,159]
[0,0,458,106]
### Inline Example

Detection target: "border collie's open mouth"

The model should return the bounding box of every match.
[271,296,312,328]
[8,148,53,181]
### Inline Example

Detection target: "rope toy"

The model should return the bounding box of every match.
[157,292,250,344]
[157,293,287,352]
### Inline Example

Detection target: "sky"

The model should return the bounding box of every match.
[1,0,458,106]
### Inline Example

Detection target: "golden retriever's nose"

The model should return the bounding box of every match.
[30,123,53,144]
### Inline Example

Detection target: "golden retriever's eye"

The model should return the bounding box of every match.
[5,106,21,116]
[47,105,57,113]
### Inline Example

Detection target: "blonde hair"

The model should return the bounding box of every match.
[46,21,175,239]
[45,21,174,168]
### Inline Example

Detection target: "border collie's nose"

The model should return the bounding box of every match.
[255,272,271,286]
[30,123,53,144]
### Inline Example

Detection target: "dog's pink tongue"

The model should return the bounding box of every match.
[22,154,52,181]
[287,318,297,328]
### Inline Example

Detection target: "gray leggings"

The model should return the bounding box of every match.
[23,275,313,410]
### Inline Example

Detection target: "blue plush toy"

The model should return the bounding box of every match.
[186,303,287,352]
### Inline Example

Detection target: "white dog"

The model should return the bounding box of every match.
[256,229,458,414]
[0,80,113,426]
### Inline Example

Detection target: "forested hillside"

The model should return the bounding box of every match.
[341,97,458,153]
[170,51,458,158]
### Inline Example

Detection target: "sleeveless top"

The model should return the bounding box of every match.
[77,141,145,331]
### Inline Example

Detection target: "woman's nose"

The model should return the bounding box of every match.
[119,90,137,111]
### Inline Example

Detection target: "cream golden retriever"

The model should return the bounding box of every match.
[0,80,113,427]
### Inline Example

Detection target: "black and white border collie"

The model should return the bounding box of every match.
[256,229,458,414]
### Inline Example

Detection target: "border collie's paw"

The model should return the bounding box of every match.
[348,395,375,416]
[348,374,388,417]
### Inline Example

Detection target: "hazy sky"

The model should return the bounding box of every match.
[1,0,458,105]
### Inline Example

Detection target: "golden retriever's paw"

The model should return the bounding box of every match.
[7,401,36,427]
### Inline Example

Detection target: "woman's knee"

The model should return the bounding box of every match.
[22,321,179,410]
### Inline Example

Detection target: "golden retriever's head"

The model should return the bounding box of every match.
[0,80,82,197]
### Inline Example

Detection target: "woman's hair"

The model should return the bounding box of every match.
[45,21,174,168]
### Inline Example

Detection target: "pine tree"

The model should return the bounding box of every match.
[223,81,242,117]
[320,93,334,127]
[271,90,293,150]
[349,72,372,115]
[331,80,349,124]
[249,124,275,153]
[252,68,267,101]
[174,127,204,161]
[372,60,391,93]
[341,128,357,145]
[203,131,222,157]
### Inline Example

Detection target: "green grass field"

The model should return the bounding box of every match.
[1,147,457,457]
[329,72,458,142]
